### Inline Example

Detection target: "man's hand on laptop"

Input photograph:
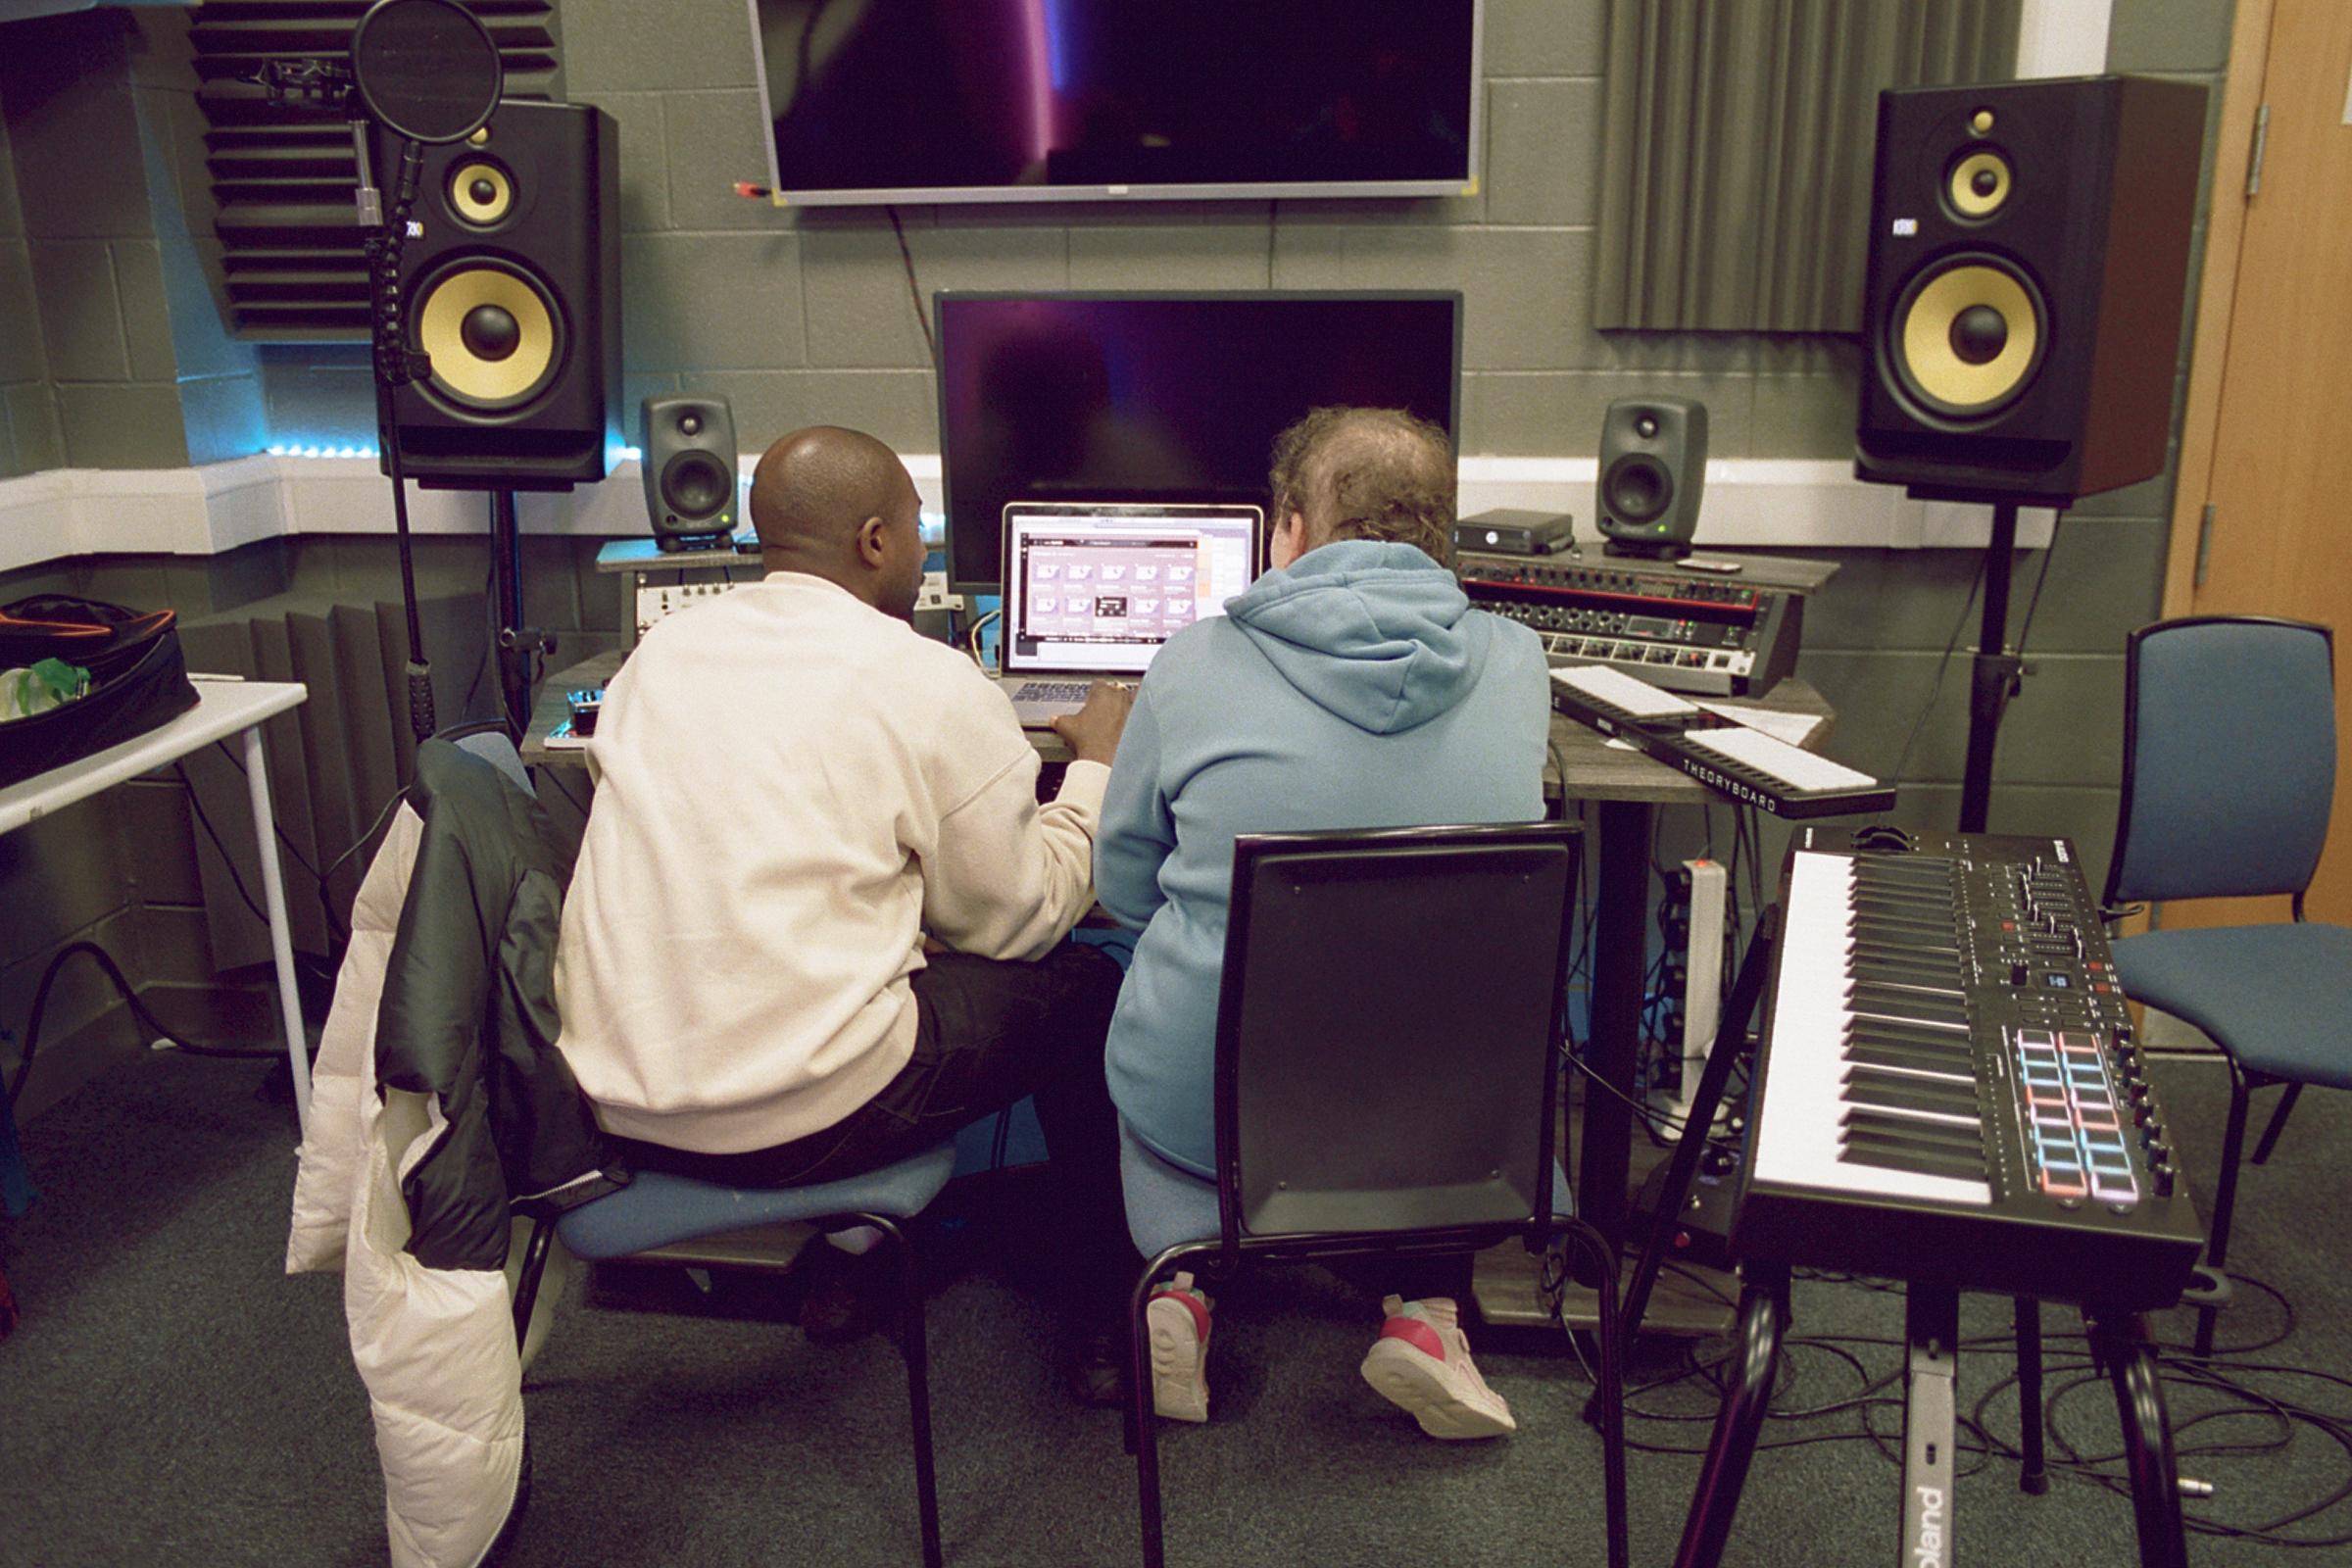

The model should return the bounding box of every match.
[1051,680,1135,764]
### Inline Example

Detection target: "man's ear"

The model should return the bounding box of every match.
[854,514,888,566]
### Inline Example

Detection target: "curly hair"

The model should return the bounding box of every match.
[1266,406,1456,566]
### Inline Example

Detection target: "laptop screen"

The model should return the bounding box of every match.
[1002,502,1263,675]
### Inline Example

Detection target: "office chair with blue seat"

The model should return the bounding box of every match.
[507,1152,954,1566]
[2102,615,2348,1357]
[471,730,956,1568]
[1116,821,1627,1568]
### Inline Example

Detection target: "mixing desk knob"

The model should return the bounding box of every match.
[2151,1161,2177,1200]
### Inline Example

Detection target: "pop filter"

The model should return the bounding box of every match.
[350,0,502,145]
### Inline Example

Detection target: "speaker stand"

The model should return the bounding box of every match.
[1958,500,2025,836]
[1950,496,2063,1498]
[488,490,557,741]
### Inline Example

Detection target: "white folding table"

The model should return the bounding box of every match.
[0,675,314,1135]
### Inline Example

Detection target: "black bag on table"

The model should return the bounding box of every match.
[0,596,201,792]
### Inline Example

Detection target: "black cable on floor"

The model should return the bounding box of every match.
[1585,1265,2352,1547]
[6,941,281,1105]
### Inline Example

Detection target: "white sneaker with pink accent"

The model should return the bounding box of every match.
[1146,1271,1212,1423]
[1358,1295,1516,1440]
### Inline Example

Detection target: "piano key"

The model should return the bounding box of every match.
[1843,1055,1976,1090]
[1846,1041,1976,1075]
[1848,907,1959,933]
[1845,990,1972,1027]
[1841,1127,1989,1178]
[1849,1018,1974,1049]
[1847,946,1964,975]
[1841,1141,1991,1184]
[1846,1013,1972,1044]
[1842,1107,1987,1153]
[1846,974,1969,1003]
[1843,1068,1981,1112]
[1842,1075,1983,1119]
[1852,890,1955,914]
[1850,956,1965,987]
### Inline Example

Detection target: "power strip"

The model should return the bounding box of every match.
[916,570,963,613]
[1664,858,1729,1125]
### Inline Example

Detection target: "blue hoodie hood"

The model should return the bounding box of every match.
[1223,538,1490,735]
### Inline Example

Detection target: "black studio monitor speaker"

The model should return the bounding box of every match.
[641,394,740,551]
[1855,74,2207,506]
[1596,397,1708,560]
[378,99,621,492]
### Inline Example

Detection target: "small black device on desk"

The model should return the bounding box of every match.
[1453,508,1574,557]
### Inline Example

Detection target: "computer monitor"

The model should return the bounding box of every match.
[937,292,1463,596]
[745,1,1484,207]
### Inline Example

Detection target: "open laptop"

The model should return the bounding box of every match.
[995,501,1265,727]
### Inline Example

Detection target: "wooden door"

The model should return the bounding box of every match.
[2160,0,2352,928]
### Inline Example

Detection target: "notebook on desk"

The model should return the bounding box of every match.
[994,501,1264,727]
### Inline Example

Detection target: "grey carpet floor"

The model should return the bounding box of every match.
[3,1045,2347,1567]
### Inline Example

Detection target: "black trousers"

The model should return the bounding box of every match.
[612,944,1134,1315]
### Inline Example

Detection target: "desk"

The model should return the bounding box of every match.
[523,649,1834,1246]
[0,678,312,1212]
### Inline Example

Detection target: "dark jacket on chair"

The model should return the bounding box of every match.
[287,738,623,1568]
[379,739,621,1270]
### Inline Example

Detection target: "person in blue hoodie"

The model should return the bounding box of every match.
[1095,405,1552,1439]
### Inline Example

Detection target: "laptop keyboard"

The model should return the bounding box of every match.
[1009,681,1092,704]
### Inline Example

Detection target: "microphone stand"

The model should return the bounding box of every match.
[250,57,441,748]
[356,123,440,748]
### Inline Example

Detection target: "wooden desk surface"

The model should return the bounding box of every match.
[522,648,1834,803]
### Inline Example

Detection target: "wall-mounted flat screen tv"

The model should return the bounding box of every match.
[746,0,1484,206]
[936,292,1463,595]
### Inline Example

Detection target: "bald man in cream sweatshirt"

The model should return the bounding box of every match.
[556,425,1137,1399]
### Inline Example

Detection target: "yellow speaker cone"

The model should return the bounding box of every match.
[416,266,559,407]
[1897,262,2041,415]
[449,160,513,225]
[1948,150,2011,219]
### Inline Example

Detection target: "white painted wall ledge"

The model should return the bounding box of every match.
[0,454,2056,578]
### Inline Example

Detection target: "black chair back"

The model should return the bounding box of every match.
[1210,821,1580,1250]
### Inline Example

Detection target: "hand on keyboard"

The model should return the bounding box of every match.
[1050,680,1135,764]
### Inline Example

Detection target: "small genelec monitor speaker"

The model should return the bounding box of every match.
[1596,398,1708,560]
[1854,74,2206,505]
[641,395,740,552]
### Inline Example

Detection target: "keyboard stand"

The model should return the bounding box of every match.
[1671,1275,2189,1568]
[2088,1308,2190,1568]
[1901,1287,1961,1568]
[1645,902,2194,1567]
[1670,1260,1790,1568]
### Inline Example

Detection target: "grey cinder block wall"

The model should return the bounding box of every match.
[0,0,2236,1098]
[0,8,265,477]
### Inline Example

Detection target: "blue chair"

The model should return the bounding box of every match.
[1116,822,1627,1568]
[485,728,957,1565]
[508,1150,956,1567]
[2102,616,2347,1356]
